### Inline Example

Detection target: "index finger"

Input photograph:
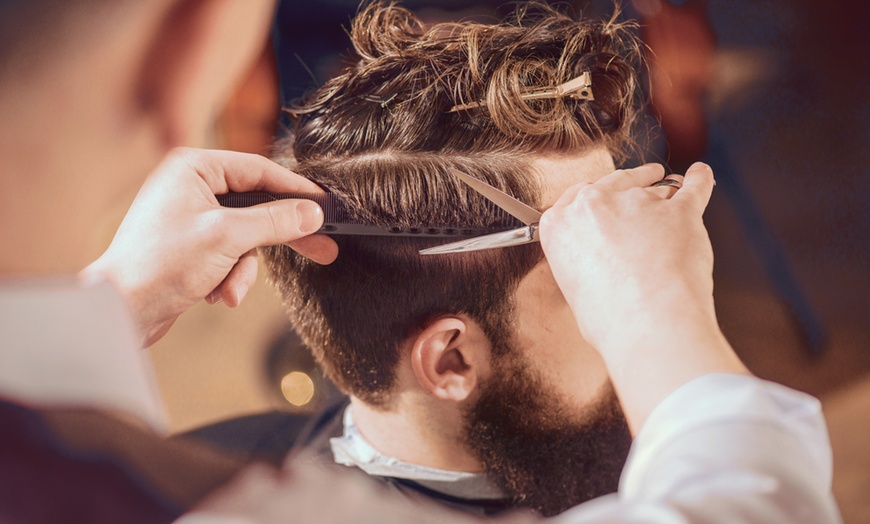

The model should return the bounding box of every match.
[596,163,666,191]
[178,148,324,195]
[673,162,716,214]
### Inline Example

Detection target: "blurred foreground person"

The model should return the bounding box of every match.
[0,0,841,523]
[0,0,333,522]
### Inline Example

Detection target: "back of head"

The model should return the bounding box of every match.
[264,1,643,406]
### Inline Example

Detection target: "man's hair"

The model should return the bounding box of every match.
[264,1,643,406]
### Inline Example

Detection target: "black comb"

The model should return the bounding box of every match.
[216,191,524,238]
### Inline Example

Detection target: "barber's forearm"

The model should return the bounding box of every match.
[78,257,162,347]
[595,296,748,435]
[541,163,748,435]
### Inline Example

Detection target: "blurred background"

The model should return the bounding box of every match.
[142,0,869,521]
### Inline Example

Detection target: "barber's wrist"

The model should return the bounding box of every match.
[590,287,741,368]
[80,255,126,297]
[600,315,746,435]
[605,308,744,380]
[80,254,154,346]
[573,281,714,347]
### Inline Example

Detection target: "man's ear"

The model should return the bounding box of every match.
[409,317,488,402]
[135,0,275,146]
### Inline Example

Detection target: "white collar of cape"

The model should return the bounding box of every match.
[329,404,506,500]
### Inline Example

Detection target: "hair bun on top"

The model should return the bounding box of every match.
[291,2,643,162]
[465,5,642,148]
[350,2,425,61]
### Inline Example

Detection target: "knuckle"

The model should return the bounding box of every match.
[626,186,656,202]
[265,206,284,240]
[198,210,228,243]
[539,208,559,233]
[212,208,232,230]
[539,208,556,227]
[580,185,608,206]
[266,203,299,241]
[163,147,208,178]
[166,146,197,164]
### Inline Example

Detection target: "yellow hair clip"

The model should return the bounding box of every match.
[448,71,593,113]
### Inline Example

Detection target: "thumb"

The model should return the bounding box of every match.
[222,199,325,252]
[675,162,716,215]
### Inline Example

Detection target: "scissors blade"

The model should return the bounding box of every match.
[449,169,542,226]
[420,226,537,255]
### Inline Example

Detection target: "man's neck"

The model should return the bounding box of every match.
[348,395,482,473]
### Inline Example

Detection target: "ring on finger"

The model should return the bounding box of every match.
[649,178,683,189]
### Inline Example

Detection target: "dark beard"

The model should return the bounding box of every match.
[463,354,632,517]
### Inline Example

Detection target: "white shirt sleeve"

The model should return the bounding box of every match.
[553,373,842,524]
[0,278,166,431]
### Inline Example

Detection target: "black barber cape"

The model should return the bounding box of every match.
[0,398,245,524]
[186,397,516,517]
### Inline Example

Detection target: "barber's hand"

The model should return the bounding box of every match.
[83,148,338,347]
[541,162,716,347]
[540,162,746,433]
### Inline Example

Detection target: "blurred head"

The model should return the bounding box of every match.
[0,0,276,271]
[265,2,642,514]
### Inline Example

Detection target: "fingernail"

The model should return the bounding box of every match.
[297,201,324,234]
[233,283,249,306]
[687,162,715,185]
[687,162,711,173]
[206,290,222,305]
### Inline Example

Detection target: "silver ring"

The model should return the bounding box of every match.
[650,178,682,189]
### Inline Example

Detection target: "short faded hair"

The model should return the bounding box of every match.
[265,1,644,406]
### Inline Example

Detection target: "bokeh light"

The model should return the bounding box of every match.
[280,371,315,407]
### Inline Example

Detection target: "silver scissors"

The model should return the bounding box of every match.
[419,169,543,255]
[419,168,682,255]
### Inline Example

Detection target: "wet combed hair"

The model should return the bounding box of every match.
[264,1,644,406]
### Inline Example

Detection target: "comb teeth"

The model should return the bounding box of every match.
[216,191,524,237]
[318,224,510,237]
[217,192,351,222]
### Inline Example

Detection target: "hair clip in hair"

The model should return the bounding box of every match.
[360,93,398,108]
[448,71,593,113]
